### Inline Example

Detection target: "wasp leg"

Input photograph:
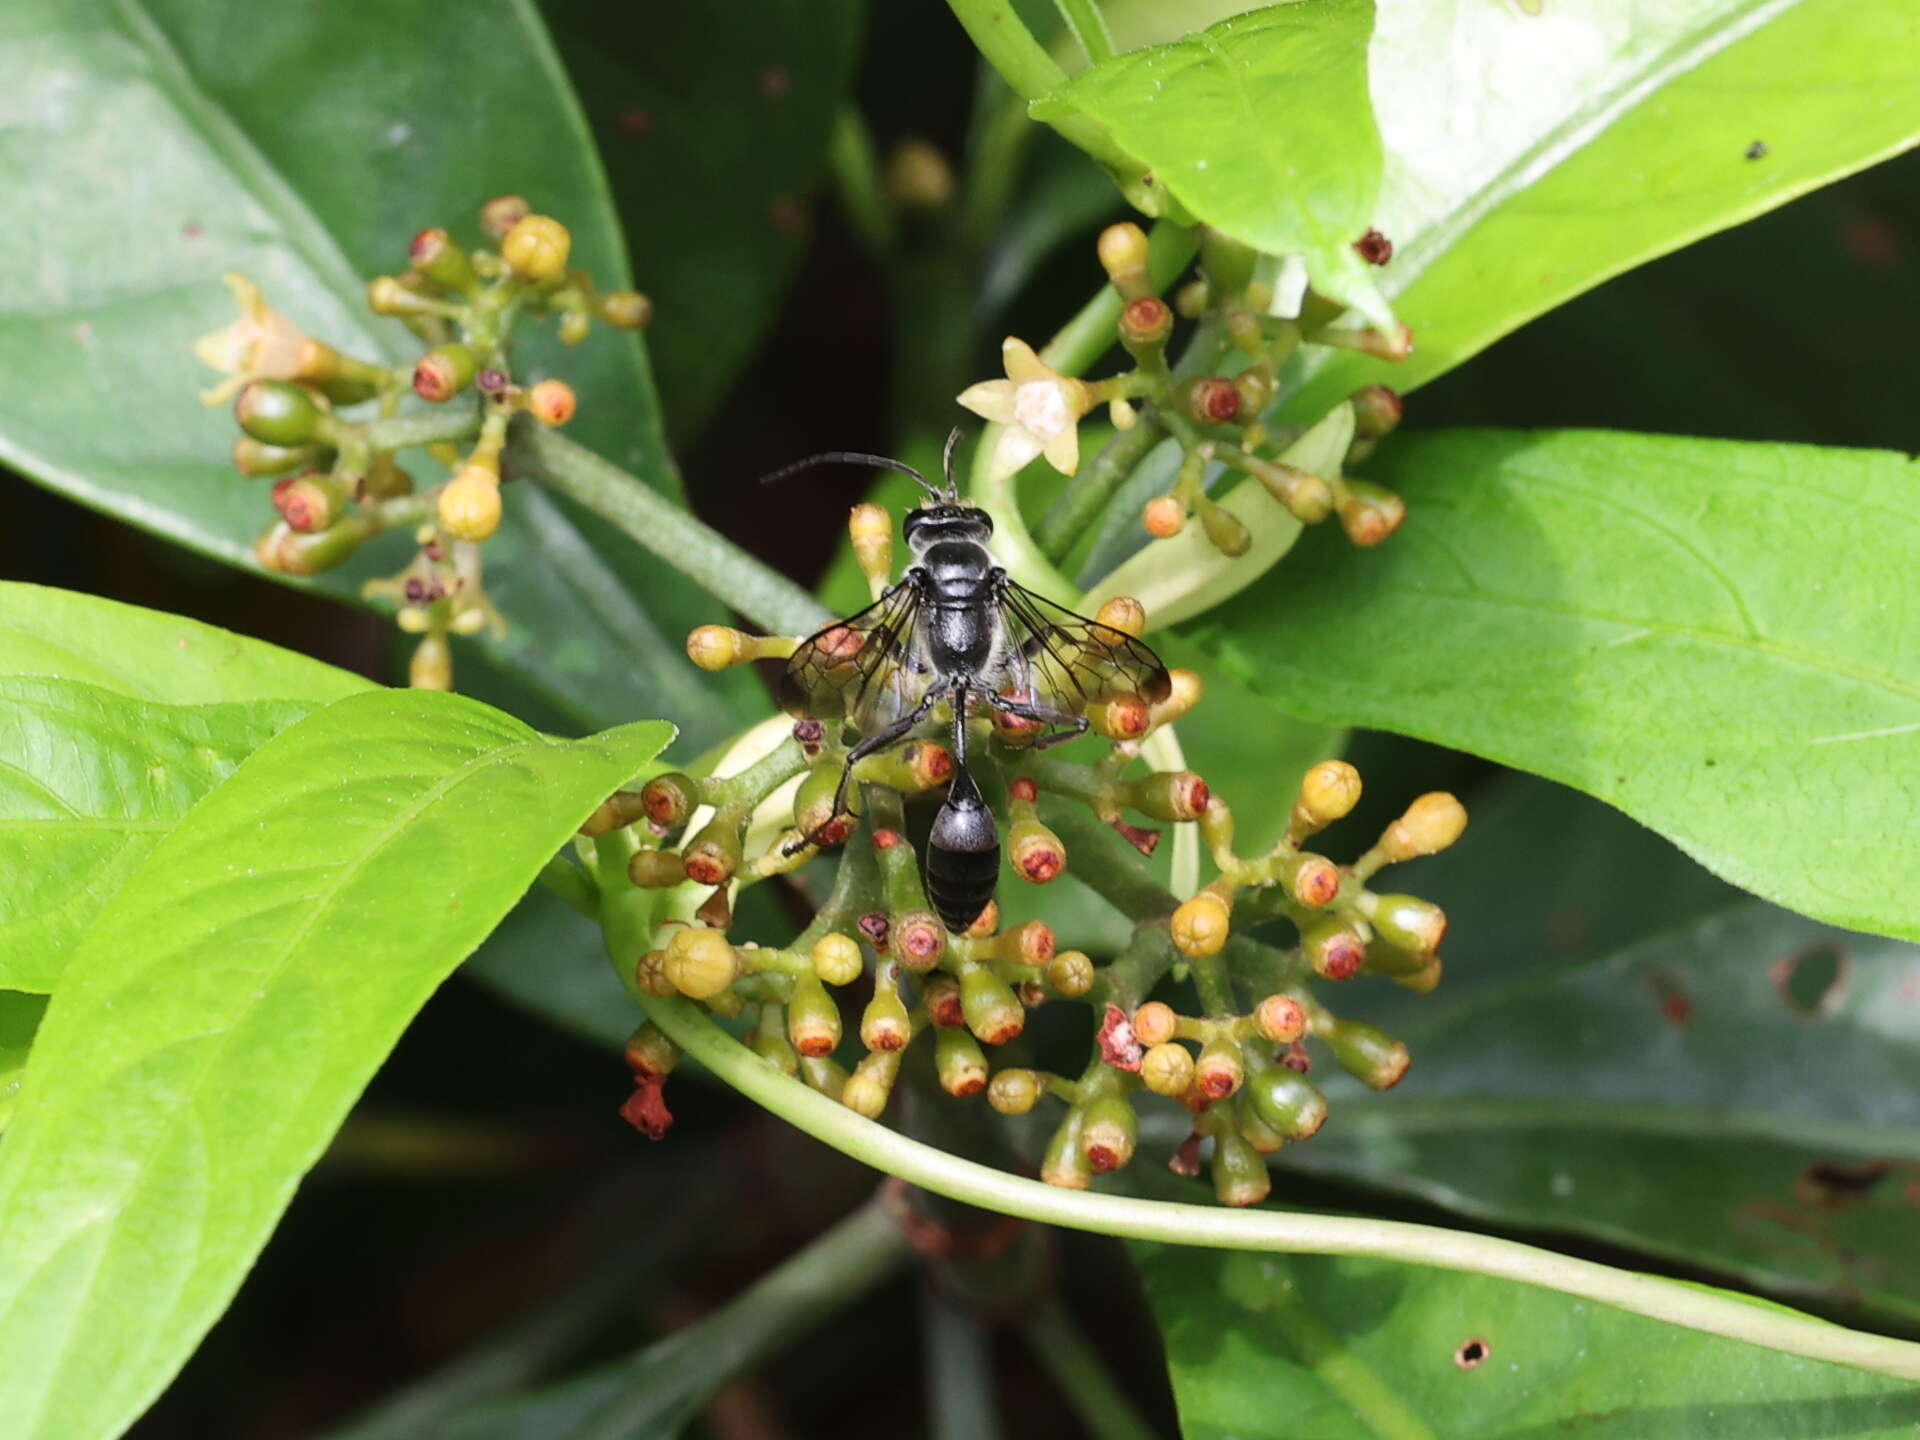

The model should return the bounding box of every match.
[988,693,1089,751]
[783,684,949,856]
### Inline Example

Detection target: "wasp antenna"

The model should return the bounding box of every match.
[758,450,943,501]
[940,428,964,499]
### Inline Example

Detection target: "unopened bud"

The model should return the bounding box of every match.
[557,309,591,346]
[800,1054,849,1102]
[682,817,745,886]
[891,909,946,971]
[1118,295,1173,349]
[687,625,751,670]
[1045,950,1094,997]
[581,790,649,836]
[1211,1130,1271,1207]
[1233,368,1273,415]
[960,964,1025,1046]
[935,1025,989,1096]
[1094,594,1147,638]
[1377,792,1468,865]
[1327,1018,1411,1090]
[1140,1041,1195,1097]
[502,214,572,280]
[1171,890,1231,958]
[1197,496,1251,557]
[1042,1108,1094,1190]
[1365,894,1447,960]
[849,502,893,593]
[1236,1093,1289,1154]
[1246,1066,1328,1139]
[596,290,653,329]
[232,437,315,477]
[1009,815,1066,883]
[409,630,453,691]
[412,342,477,403]
[1089,694,1151,741]
[1080,1093,1138,1173]
[627,849,686,888]
[988,1067,1041,1115]
[860,985,912,1052]
[1124,770,1211,823]
[409,227,476,292]
[624,1022,679,1079]
[1303,916,1367,981]
[1111,397,1138,430]
[1186,376,1241,426]
[527,378,577,426]
[664,927,741,999]
[1349,384,1403,440]
[1194,1039,1244,1100]
[263,514,373,576]
[1001,920,1055,967]
[1293,760,1361,837]
[854,740,952,794]
[1278,851,1342,909]
[1143,494,1187,538]
[1174,279,1209,317]
[365,452,413,500]
[1316,322,1414,361]
[640,772,699,828]
[438,469,503,542]
[636,948,673,997]
[480,194,532,239]
[367,275,441,317]
[787,971,843,1057]
[811,932,864,986]
[1337,480,1406,547]
[750,1014,799,1075]
[271,472,347,534]
[1096,222,1151,296]
[841,1049,901,1118]
[1123,1002,1171,1049]
[792,763,856,847]
[235,381,322,447]
[1254,994,1308,1045]
[1151,669,1204,729]
[1255,461,1335,525]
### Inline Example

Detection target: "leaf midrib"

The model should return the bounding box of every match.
[0,722,560,1440]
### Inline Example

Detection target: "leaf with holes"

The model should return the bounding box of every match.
[1135,1245,1920,1439]
[1187,428,1920,942]
[0,690,671,1440]
[0,0,753,746]
[0,676,315,991]
[1283,0,1920,418]
[1034,0,1392,329]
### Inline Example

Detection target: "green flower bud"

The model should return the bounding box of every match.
[412,342,477,403]
[1140,1041,1194,1098]
[787,970,843,1057]
[1235,1093,1289,1155]
[960,963,1024,1046]
[580,789,649,837]
[1080,1093,1139,1173]
[1211,1129,1271,1207]
[596,290,653,329]
[811,933,864,986]
[1364,893,1447,960]
[1194,1039,1244,1101]
[1349,384,1404,440]
[841,1049,901,1117]
[408,227,476,293]
[1336,480,1407,548]
[799,1053,848,1102]
[639,772,700,829]
[1302,915,1367,981]
[987,1067,1042,1115]
[231,437,315,478]
[234,380,322,446]
[1009,814,1067,883]
[1245,1066,1328,1140]
[1045,950,1094,998]
[271,471,348,534]
[1325,1018,1411,1090]
[664,927,741,999]
[859,984,912,1052]
[1041,1106,1093,1190]
[1118,295,1173,350]
[1096,222,1150,297]
[626,848,686,888]
[750,1005,800,1075]
[408,629,452,691]
[792,762,857,846]
[1122,770,1212,824]
[258,514,373,576]
[682,814,747,886]
[935,1025,989,1097]
[1197,495,1251,557]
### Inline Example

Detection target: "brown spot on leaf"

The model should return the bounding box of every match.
[1796,1158,1893,1211]
[1454,1338,1490,1369]
[1641,965,1693,1027]
[1772,941,1849,1017]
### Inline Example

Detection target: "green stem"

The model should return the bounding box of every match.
[537,853,598,918]
[637,993,1920,1383]
[512,422,831,637]
[925,1287,1007,1440]
[569,1197,912,1440]
[829,107,897,255]
[361,408,481,452]
[1033,414,1165,564]
[1052,0,1115,64]
[1021,1296,1158,1440]
[944,0,1146,190]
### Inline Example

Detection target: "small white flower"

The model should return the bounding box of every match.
[192,272,314,405]
[956,337,1093,477]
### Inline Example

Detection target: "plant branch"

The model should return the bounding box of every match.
[637,993,1920,1383]
[537,853,598,918]
[361,407,483,452]
[1052,0,1116,65]
[1021,1296,1158,1440]
[511,421,832,637]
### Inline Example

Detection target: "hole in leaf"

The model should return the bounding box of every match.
[1773,942,1849,1017]
[1454,1337,1490,1369]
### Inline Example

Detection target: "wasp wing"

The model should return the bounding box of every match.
[779,582,937,730]
[995,582,1172,712]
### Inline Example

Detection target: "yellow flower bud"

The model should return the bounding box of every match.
[811,933,864,986]
[1140,1041,1195,1097]
[527,378,577,426]
[1094,594,1147,637]
[987,1067,1041,1115]
[1171,890,1231,958]
[437,469,503,542]
[502,214,572,280]
[1131,1001,1178,1047]
[663,927,741,999]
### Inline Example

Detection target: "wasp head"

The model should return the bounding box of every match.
[903,501,993,553]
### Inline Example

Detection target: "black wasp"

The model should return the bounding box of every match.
[773,435,1171,933]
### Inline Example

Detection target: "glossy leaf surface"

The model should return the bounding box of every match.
[1035,0,1391,329]
[1136,1244,1920,1439]
[1285,0,1920,416]
[1189,427,1920,942]
[0,690,671,1440]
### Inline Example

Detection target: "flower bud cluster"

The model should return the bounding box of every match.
[195,200,652,691]
[955,223,1413,559]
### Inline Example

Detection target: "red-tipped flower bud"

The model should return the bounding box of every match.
[1080,1093,1139,1173]
[1254,994,1308,1045]
[527,378,577,426]
[1326,1018,1411,1090]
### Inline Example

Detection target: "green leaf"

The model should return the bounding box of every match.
[0,993,49,1133]
[0,0,750,745]
[1034,0,1392,329]
[0,583,371,705]
[0,676,313,991]
[1187,428,1920,942]
[543,0,866,445]
[0,690,671,1440]
[1284,0,1920,418]
[1134,1245,1920,1440]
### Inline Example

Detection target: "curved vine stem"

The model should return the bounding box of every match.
[638,993,1920,1383]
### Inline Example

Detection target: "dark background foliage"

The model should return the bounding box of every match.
[2,4,1914,1434]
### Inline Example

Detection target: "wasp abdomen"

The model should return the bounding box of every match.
[925,769,999,933]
